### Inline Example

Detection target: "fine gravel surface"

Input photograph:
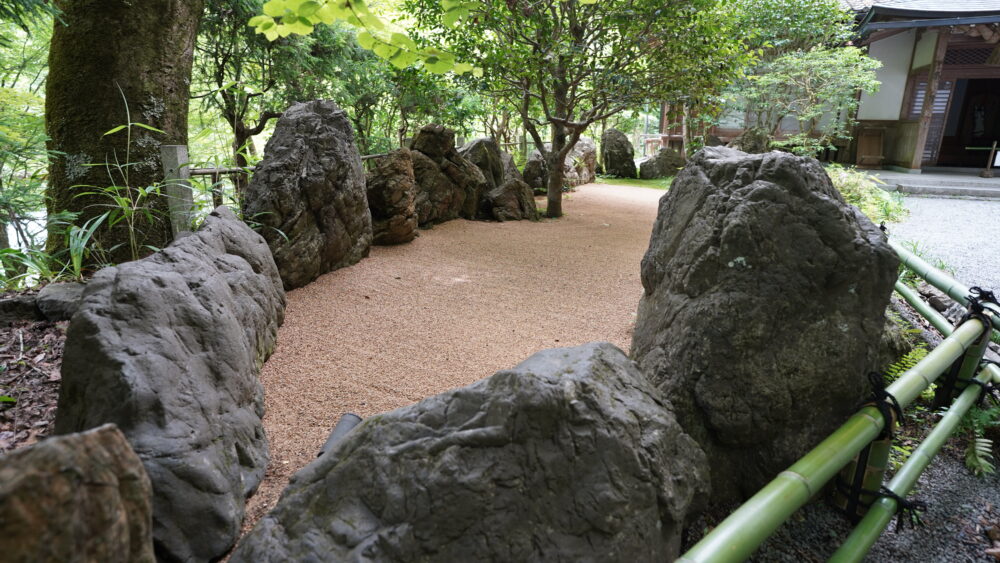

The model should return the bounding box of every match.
[891,196,1000,291]
[243,183,663,529]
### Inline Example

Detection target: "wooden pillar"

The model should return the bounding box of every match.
[658,102,668,134]
[909,29,949,170]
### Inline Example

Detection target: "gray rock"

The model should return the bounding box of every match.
[232,342,709,562]
[500,151,523,184]
[410,124,489,227]
[522,153,549,194]
[458,137,505,190]
[366,149,418,245]
[879,301,915,371]
[916,282,952,313]
[36,282,85,321]
[54,207,285,562]
[704,134,724,147]
[243,100,372,290]
[523,137,598,194]
[481,179,538,222]
[728,128,770,154]
[600,128,636,178]
[0,424,154,563]
[638,147,685,179]
[565,137,598,187]
[631,147,898,505]
[0,294,42,325]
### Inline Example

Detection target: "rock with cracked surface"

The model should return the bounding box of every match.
[366,149,418,245]
[631,147,898,505]
[638,147,685,179]
[523,137,598,194]
[600,128,636,178]
[231,342,709,562]
[0,424,154,563]
[500,150,523,184]
[54,206,285,563]
[481,179,538,222]
[458,137,505,190]
[243,100,372,290]
[410,124,488,227]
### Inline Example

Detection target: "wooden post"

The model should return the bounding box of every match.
[681,103,689,159]
[909,29,949,170]
[159,145,194,238]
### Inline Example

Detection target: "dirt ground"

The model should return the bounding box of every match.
[243,183,665,528]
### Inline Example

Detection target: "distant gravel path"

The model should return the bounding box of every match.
[891,196,1000,291]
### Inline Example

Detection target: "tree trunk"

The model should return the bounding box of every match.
[45,0,205,264]
[546,123,567,218]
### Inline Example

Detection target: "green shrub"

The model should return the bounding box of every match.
[826,164,907,224]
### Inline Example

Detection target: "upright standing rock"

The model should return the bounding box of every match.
[522,137,598,193]
[600,128,636,178]
[458,137,505,190]
[366,149,418,245]
[631,147,898,505]
[231,342,708,562]
[243,100,372,290]
[55,207,285,562]
[500,151,523,184]
[0,424,154,563]
[410,124,489,227]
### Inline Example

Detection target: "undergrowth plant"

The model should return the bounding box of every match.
[959,403,999,476]
[826,164,907,224]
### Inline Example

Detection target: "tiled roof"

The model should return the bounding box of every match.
[871,0,1000,14]
[840,0,874,11]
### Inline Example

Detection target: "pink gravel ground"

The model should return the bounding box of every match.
[243,182,664,528]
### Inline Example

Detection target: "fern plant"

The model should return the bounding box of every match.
[958,404,1000,476]
[966,437,996,476]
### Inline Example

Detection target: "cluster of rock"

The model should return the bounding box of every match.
[365,127,537,230]
[231,343,709,562]
[242,100,372,290]
[600,128,636,178]
[638,147,685,179]
[522,137,598,193]
[0,281,85,325]
[53,206,286,561]
[631,147,898,503]
[4,109,907,562]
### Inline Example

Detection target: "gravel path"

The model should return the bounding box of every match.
[244,183,663,528]
[891,196,1000,291]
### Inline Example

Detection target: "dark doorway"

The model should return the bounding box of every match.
[934,78,1000,167]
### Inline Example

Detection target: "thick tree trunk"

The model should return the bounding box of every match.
[546,123,567,218]
[45,0,205,264]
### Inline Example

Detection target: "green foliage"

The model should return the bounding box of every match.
[826,164,907,224]
[247,0,479,75]
[966,437,996,476]
[897,240,955,288]
[731,0,853,57]
[884,344,929,383]
[739,47,881,156]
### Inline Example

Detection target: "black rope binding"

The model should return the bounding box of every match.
[867,372,903,440]
[877,487,928,532]
[967,286,999,315]
[959,369,1000,408]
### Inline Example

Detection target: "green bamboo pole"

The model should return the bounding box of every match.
[934,324,992,409]
[890,240,1000,334]
[894,280,953,336]
[829,364,999,562]
[677,319,987,563]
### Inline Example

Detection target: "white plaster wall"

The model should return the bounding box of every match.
[858,29,916,121]
[911,29,937,70]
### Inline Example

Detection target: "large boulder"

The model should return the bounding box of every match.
[481,179,538,222]
[366,149,418,245]
[232,342,709,562]
[728,128,770,154]
[410,124,489,227]
[631,147,898,505]
[458,137,505,190]
[600,128,636,178]
[0,424,154,563]
[243,100,372,290]
[54,207,285,562]
[638,147,685,179]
